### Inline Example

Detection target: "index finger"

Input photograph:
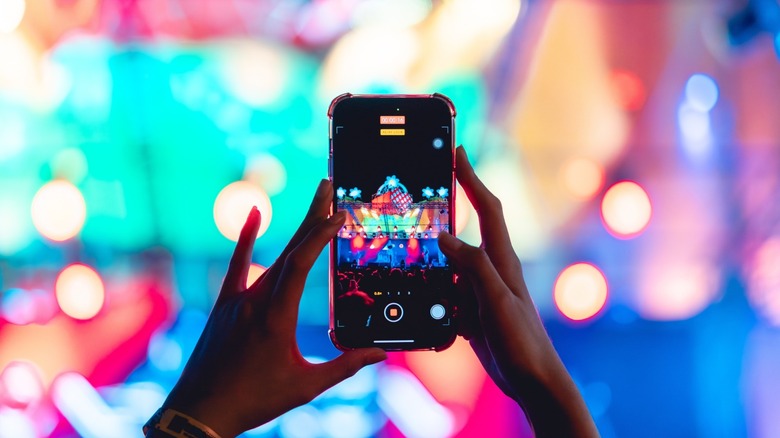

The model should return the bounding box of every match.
[249,179,333,291]
[268,211,347,329]
[455,146,526,294]
[220,206,261,301]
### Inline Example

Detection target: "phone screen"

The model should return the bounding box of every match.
[328,95,457,351]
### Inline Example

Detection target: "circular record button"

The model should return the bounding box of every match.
[384,302,404,323]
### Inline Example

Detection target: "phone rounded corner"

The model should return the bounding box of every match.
[328,93,353,117]
[329,329,361,353]
[431,93,456,118]
[433,332,458,352]
[328,328,345,351]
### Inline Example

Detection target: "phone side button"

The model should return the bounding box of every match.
[384,302,404,323]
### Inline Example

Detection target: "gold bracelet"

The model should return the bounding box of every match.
[143,408,223,438]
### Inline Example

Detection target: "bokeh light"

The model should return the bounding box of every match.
[554,263,608,321]
[678,101,715,164]
[0,0,25,33]
[147,332,183,372]
[454,184,471,234]
[55,264,105,320]
[51,372,135,437]
[636,262,718,320]
[560,158,605,199]
[431,0,521,50]
[352,0,432,28]
[244,153,288,196]
[746,236,780,325]
[405,337,485,409]
[678,74,717,163]
[678,102,712,142]
[31,180,87,242]
[321,405,375,438]
[279,405,322,438]
[684,73,719,112]
[213,181,272,242]
[0,288,55,325]
[0,408,36,438]
[50,148,88,184]
[377,366,455,438]
[601,181,652,238]
[0,361,44,408]
[247,263,267,289]
[611,69,646,111]
[220,42,287,107]
[320,26,419,96]
[0,31,71,109]
[0,289,35,325]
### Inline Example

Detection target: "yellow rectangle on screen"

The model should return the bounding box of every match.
[380,129,405,136]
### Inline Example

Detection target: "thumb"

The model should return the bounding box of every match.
[310,348,387,392]
[437,232,463,264]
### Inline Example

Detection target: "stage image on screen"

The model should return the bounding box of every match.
[336,175,448,268]
[333,174,452,330]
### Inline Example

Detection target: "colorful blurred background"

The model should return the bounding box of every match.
[2,0,780,436]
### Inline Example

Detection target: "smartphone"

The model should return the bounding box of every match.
[328,93,457,351]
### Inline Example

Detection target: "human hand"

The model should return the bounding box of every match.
[438,147,598,438]
[157,180,387,438]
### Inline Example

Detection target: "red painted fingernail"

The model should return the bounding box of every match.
[248,206,260,223]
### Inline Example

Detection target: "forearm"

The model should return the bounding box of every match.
[518,364,599,438]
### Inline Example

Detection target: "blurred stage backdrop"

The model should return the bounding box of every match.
[2,0,780,437]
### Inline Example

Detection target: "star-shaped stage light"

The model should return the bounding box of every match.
[422,187,434,199]
[349,187,362,199]
[437,187,449,198]
[336,187,346,199]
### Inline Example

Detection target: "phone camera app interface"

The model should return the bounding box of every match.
[332,99,454,346]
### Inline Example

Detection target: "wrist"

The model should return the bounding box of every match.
[512,356,598,438]
[160,385,243,438]
[143,407,225,438]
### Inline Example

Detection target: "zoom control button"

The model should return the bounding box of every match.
[430,304,446,320]
[384,302,404,323]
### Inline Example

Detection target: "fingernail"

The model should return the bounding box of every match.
[315,179,330,197]
[437,232,461,252]
[457,146,474,167]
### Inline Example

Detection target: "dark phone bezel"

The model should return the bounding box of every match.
[327,93,457,352]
